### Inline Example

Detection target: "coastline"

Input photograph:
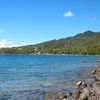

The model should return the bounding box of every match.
[0,66,100,100]
[0,53,100,56]
[43,65,100,100]
[0,55,100,100]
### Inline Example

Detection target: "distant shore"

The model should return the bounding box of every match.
[0,53,100,56]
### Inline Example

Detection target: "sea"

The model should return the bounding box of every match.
[0,55,100,100]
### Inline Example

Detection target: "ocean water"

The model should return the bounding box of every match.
[0,55,100,99]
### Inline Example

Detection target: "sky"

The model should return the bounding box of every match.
[0,0,100,47]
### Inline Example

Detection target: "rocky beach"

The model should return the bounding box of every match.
[43,65,100,100]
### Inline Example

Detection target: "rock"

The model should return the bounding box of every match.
[67,91,73,97]
[79,88,90,100]
[74,88,91,100]
[74,89,82,100]
[91,68,100,76]
[56,95,67,100]
[62,98,67,100]
[93,76,100,81]
[62,95,67,100]
[91,70,96,75]
[88,94,100,100]
[88,83,93,88]
[79,95,88,100]
[43,93,52,100]
[82,82,87,88]
[76,81,88,88]
[96,81,100,86]
[76,81,83,86]
[44,95,52,100]
[56,91,67,100]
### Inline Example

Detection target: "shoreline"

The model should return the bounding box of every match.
[42,65,100,100]
[2,64,98,100]
[0,59,100,100]
[0,53,100,56]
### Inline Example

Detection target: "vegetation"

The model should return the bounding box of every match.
[0,30,100,55]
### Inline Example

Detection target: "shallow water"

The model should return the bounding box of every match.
[0,55,100,99]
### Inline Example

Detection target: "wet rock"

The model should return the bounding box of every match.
[56,95,67,100]
[45,94,52,100]
[56,91,67,100]
[91,68,100,76]
[43,92,52,100]
[67,91,73,97]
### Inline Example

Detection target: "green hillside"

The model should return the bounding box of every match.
[0,30,100,55]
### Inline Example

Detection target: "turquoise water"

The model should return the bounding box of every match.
[0,55,100,99]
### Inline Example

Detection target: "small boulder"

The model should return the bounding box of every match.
[79,88,90,100]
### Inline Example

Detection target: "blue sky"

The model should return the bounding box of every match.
[0,0,100,47]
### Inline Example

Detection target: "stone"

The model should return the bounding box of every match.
[43,93,52,100]
[67,91,73,97]
[88,83,93,88]
[91,70,96,75]
[62,98,67,100]
[56,91,67,100]
[74,89,82,100]
[56,94,67,100]
[82,82,87,88]
[76,81,83,86]
[79,88,90,100]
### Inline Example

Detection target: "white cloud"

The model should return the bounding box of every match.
[64,11,74,17]
[0,39,32,48]
[92,17,97,20]
[9,43,30,48]
[0,40,12,48]
[0,40,7,48]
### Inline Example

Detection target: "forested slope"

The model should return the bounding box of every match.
[0,30,100,55]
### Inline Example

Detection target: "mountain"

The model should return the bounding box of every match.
[0,30,100,55]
